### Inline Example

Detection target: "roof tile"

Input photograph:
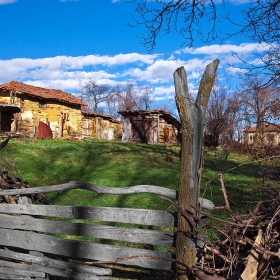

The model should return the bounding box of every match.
[0,81,86,106]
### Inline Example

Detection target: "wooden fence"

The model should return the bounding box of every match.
[0,182,178,279]
[0,181,214,279]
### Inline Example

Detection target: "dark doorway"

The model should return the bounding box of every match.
[0,110,14,133]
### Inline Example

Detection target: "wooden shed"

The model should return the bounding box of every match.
[0,81,86,138]
[81,111,122,140]
[118,110,181,144]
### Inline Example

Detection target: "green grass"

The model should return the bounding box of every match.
[1,138,263,214]
[1,138,270,277]
[2,139,180,210]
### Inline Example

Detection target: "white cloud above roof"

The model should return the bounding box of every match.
[180,43,270,55]
[0,0,16,4]
[0,42,266,97]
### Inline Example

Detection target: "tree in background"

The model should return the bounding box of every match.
[110,80,154,113]
[205,77,230,147]
[232,0,280,86]
[204,75,242,148]
[237,77,280,158]
[238,77,279,130]
[80,80,155,118]
[79,80,111,113]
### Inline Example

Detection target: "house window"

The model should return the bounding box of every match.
[39,101,46,109]
[267,133,274,143]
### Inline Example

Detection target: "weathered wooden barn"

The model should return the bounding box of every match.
[118,110,181,144]
[81,111,122,140]
[0,81,87,138]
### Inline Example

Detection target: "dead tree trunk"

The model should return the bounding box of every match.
[174,60,219,279]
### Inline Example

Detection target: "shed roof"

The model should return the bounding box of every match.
[118,110,181,129]
[82,111,121,124]
[0,81,86,106]
[0,101,20,112]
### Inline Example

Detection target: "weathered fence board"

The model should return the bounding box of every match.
[0,204,175,227]
[0,214,175,247]
[0,248,111,277]
[0,227,173,270]
[0,266,45,278]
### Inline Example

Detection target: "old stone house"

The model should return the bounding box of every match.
[0,81,120,140]
[81,111,122,140]
[118,110,181,144]
[245,124,280,146]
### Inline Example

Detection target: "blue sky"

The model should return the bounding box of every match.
[0,0,269,110]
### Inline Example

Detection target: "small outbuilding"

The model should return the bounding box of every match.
[81,111,122,140]
[118,110,181,144]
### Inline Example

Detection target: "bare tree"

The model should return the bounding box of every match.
[111,80,154,112]
[128,0,219,52]
[236,77,280,158]
[205,78,229,147]
[137,83,154,110]
[129,0,280,85]
[79,80,110,113]
[204,74,243,148]
[231,0,280,86]
[237,77,279,129]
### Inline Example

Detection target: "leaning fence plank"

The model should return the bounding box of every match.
[28,264,111,280]
[0,181,177,198]
[0,228,173,270]
[0,266,45,278]
[0,276,45,280]
[0,204,175,227]
[0,248,112,276]
[0,214,175,247]
[0,258,110,279]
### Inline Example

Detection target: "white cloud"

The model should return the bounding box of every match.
[123,59,188,83]
[181,43,270,55]
[0,43,261,98]
[153,85,175,98]
[0,0,16,4]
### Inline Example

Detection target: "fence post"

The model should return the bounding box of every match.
[173,60,219,279]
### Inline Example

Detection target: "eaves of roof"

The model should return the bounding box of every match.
[0,81,86,106]
[118,109,181,129]
[82,111,121,124]
[0,102,20,112]
[245,124,280,132]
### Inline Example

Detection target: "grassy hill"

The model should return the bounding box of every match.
[1,138,262,213]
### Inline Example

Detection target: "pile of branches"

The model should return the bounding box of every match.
[0,170,48,204]
[193,192,280,280]
[183,167,280,280]
[0,138,48,204]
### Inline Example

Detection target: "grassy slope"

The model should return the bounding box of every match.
[1,139,261,213]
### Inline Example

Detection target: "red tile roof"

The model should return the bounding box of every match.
[246,124,280,132]
[0,81,86,106]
